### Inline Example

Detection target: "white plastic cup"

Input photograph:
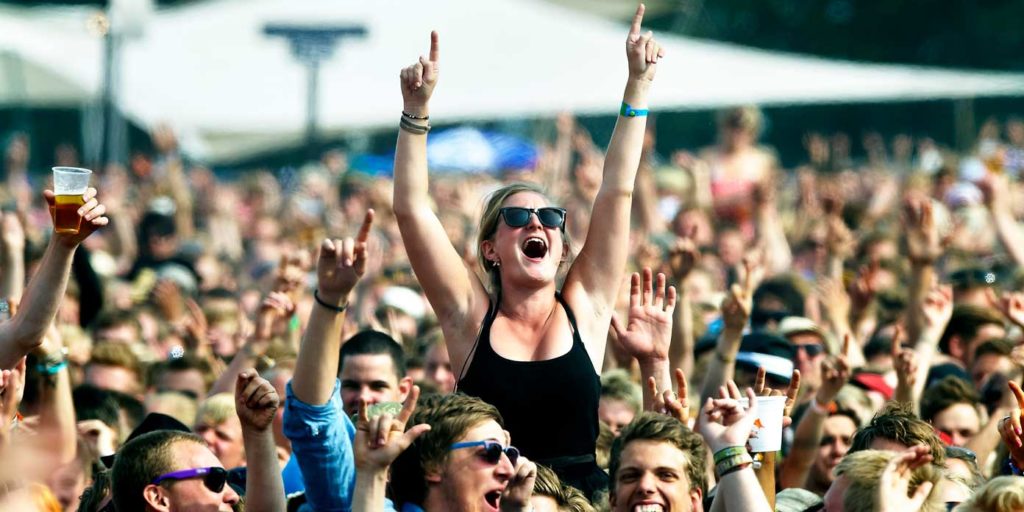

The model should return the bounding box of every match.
[52,166,92,195]
[738,395,786,453]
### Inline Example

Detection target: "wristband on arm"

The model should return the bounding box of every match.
[620,102,649,118]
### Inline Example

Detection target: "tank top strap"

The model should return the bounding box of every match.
[554,291,584,346]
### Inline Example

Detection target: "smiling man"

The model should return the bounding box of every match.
[607,413,707,512]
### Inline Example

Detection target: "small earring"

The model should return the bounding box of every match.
[493,259,501,268]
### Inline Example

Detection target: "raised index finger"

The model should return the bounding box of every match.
[356,209,375,243]
[429,31,439,62]
[629,4,645,37]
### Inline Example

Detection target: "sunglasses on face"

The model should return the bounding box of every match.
[795,344,825,357]
[450,440,520,467]
[499,207,566,230]
[152,466,228,493]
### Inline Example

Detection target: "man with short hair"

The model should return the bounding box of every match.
[607,391,773,512]
[607,412,707,511]
[599,370,641,437]
[823,448,942,512]
[353,392,536,512]
[194,393,246,469]
[848,402,947,466]
[939,305,1006,367]
[337,330,412,417]
[84,342,143,397]
[779,316,829,403]
[110,370,284,512]
[919,376,983,447]
[148,354,213,401]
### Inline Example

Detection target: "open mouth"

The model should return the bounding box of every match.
[634,504,665,512]
[484,491,501,510]
[522,237,548,259]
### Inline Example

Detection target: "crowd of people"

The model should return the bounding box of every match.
[3,4,1024,511]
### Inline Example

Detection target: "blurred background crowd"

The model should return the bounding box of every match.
[3,0,1024,511]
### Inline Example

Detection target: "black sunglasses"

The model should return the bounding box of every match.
[795,344,825,357]
[450,440,520,467]
[499,207,566,230]
[152,466,229,493]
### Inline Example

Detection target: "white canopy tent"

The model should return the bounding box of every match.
[3,0,1024,162]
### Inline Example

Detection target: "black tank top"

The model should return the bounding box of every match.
[457,292,607,500]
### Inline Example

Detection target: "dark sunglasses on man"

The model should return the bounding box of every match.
[794,343,825,357]
[152,466,229,493]
[449,440,520,467]
[499,207,566,231]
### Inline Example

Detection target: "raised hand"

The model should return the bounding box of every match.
[254,291,296,342]
[817,336,851,405]
[77,419,118,457]
[920,285,953,335]
[667,225,701,281]
[721,259,758,331]
[891,328,917,393]
[44,187,109,248]
[625,4,664,83]
[698,385,760,454]
[648,368,690,423]
[234,370,280,432]
[902,197,942,265]
[987,289,1024,330]
[875,446,935,512]
[400,31,440,114]
[316,210,374,305]
[753,367,801,426]
[611,268,676,363]
[354,385,431,473]
[501,455,538,512]
[999,381,1024,466]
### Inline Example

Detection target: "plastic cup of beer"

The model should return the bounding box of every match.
[738,395,786,453]
[51,166,92,234]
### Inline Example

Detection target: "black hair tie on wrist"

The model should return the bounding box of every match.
[314,289,347,313]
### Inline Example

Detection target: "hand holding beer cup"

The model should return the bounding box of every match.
[45,166,108,247]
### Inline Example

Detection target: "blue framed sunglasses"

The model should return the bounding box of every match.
[450,440,520,466]
[499,207,566,230]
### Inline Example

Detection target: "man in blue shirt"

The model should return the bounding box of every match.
[283,212,411,512]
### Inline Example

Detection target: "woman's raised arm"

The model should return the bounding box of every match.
[392,32,488,360]
[564,4,664,359]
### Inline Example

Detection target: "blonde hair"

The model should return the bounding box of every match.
[955,476,1024,512]
[834,450,942,512]
[194,393,235,426]
[532,464,596,512]
[475,182,572,294]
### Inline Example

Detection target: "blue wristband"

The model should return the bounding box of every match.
[620,102,649,118]
[37,359,68,375]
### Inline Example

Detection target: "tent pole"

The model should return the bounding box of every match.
[953,98,976,153]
